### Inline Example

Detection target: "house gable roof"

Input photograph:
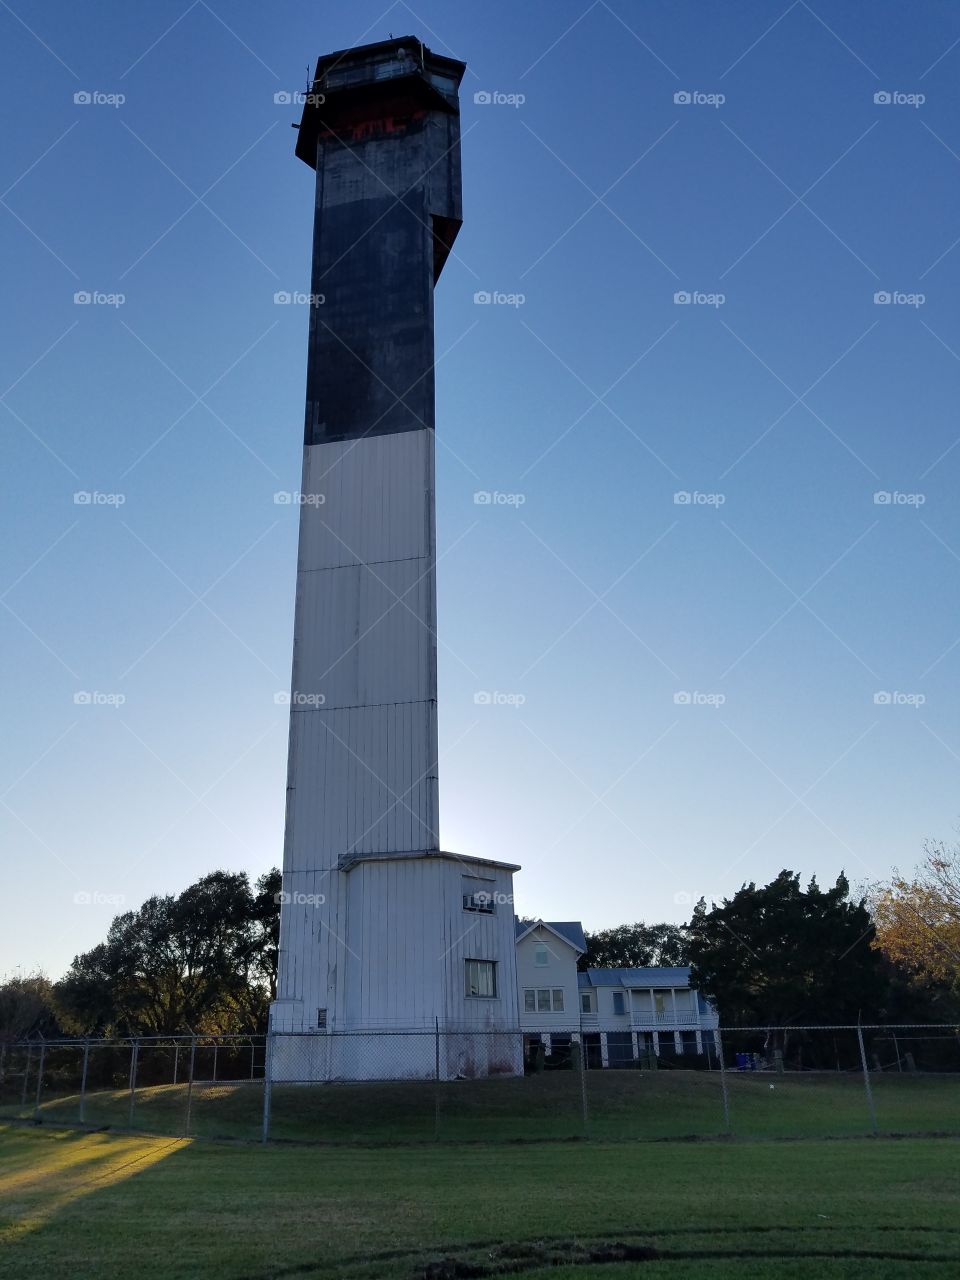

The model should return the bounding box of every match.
[515,918,587,954]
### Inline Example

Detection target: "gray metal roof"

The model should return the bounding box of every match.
[578,966,693,989]
[515,919,587,953]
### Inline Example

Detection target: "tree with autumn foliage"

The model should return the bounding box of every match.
[871,840,960,992]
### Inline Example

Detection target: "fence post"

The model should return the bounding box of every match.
[184,1036,196,1137]
[261,1032,273,1144]
[212,1040,218,1083]
[434,1018,441,1142]
[20,1044,32,1109]
[128,1039,139,1129]
[173,1042,179,1086]
[33,1039,46,1121]
[250,1039,256,1080]
[857,1024,879,1136]
[716,1031,732,1136]
[79,1038,90,1125]
[578,1035,590,1139]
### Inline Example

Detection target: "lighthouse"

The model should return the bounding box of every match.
[269,38,521,1079]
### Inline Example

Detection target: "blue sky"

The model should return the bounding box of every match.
[3,0,960,979]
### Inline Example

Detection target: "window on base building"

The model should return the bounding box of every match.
[580,991,593,1013]
[612,991,627,1015]
[462,876,495,913]
[534,943,549,967]
[525,988,564,1012]
[465,958,497,998]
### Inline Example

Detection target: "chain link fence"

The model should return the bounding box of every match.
[1,1024,957,1144]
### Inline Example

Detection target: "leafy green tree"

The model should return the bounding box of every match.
[0,973,61,1042]
[687,870,886,1045]
[580,922,689,971]
[55,869,281,1036]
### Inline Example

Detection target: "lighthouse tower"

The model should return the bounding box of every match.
[269,38,520,1079]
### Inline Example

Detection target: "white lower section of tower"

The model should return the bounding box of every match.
[270,430,520,1076]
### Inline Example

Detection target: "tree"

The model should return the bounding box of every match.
[687,870,886,1046]
[55,869,281,1036]
[0,973,61,1043]
[871,840,960,989]
[580,922,689,971]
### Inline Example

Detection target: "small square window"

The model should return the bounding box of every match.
[524,989,536,1013]
[534,944,549,967]
[552,989,564,1012]
[537,988,551,1012]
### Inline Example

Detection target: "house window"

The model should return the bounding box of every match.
[465,959,497,998]
[534,944,549,967]
[462,877,495,913]
[317,1008,327,1029]
[612,991,626,1015]
[524,988,564,1012]
[580,991,593,1013]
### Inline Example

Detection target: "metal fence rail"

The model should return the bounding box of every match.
[1,1024,957,1145]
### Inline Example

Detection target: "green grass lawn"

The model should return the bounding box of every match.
[3,1068,958,1144]
[0,1124,958,1279]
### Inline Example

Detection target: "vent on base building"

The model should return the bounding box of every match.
[317,1008,327,1029]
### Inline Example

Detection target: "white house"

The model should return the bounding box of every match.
[516,919,719,1068]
